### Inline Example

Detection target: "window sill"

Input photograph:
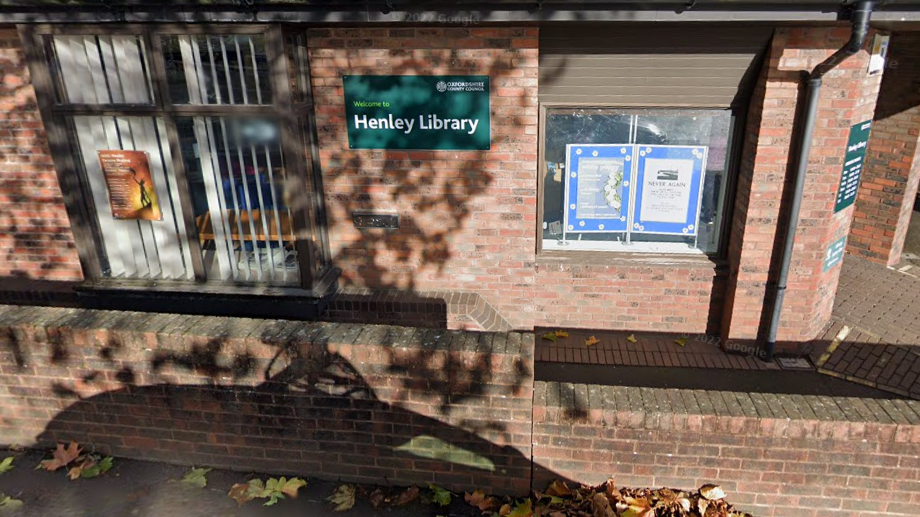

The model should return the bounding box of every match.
[536,249,728,271]
[76,266,340,299]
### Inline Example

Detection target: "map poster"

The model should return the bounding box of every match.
[575,158,625,220]
[98,150,162,221]
[564,144,634,234]
[633,145,707,236]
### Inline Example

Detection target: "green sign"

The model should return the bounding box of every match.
[823,236,847,272]
[343,75,490,150]
[834,120,872,213]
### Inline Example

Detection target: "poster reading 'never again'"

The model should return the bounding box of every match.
[98,150,162,221]
[564,145,634,233]
[633,145,706,236]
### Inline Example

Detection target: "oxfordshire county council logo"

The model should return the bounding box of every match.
[436,81,447,92]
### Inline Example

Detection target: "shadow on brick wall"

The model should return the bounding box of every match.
[0,308,567,495]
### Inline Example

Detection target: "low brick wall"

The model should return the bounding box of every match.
[0,305,534,494]
[533,381,920,516]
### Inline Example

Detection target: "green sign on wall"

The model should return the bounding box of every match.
[834,120,872,213]
[343,75,490,151]
[823,236,847,271]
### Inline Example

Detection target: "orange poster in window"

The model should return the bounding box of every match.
[98,150,162,221]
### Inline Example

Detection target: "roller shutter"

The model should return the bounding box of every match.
[539,24,773,108]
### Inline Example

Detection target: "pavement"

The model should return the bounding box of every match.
[815,254,920,399]
[534,327,778,371]
[0,449,464,517]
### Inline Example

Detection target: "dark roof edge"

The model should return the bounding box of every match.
[1,2,920,24]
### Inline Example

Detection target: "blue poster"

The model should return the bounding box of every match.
[633,145,707,236]
[564,144,634,233]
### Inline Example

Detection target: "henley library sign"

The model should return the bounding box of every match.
[343,75,490,150]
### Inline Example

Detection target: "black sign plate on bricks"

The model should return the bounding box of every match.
[353,212,399,230]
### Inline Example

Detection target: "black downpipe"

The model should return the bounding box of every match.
[762,1,874,362]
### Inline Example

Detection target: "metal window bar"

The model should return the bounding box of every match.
[234,36,250,105]
[262,135,288,282]
[247,37,263,105]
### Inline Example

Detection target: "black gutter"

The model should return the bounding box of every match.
[762,0,873,362]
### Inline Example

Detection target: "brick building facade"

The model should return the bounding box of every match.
[2,3,920,515]
[0,20,909,353]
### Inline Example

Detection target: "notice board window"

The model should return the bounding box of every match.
[537,24,770,256]
[541,108,734,255]
[23,25,331,293]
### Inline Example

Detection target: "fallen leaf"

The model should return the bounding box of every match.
[700,484,726,500]
[621,497,654,517]
[280,477,307,498]
[545,480,572,497]
[626,334,637,343]
[585,336,600,347]
[603,478,622,502]
[328,484,356,512]
[465,489,499,511]
[674,336,688,346]
[0,457,12,475]
[541,332,558,342]
[229,482,255,507]
[394,486,419,506]
[428,483,452,507]
[79,456,113,479]
[507,498,533,517]
[592,492,613,517]
[38,441,82,472]
[499,503,512,516]
[67,457,91,480]
[367,488,386,509]
[0,493,23,512]
[181,467,211,489]
[554,330,569,338]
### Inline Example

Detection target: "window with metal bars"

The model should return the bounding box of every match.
[23,26,330,292]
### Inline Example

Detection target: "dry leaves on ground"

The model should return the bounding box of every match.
[465,479,752,517]
[36,442,113,481]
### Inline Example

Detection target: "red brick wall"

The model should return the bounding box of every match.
[308,27,539,329]
[534,260,726,334]
[723,27,884,346]
[848,32,920,267]
[533,381,920,517]
[0,29,81,282]
[0,305,535,495]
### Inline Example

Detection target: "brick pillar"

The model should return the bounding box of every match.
[848,32,920,267]
[722,27,884,349]
[0,30,82,281]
